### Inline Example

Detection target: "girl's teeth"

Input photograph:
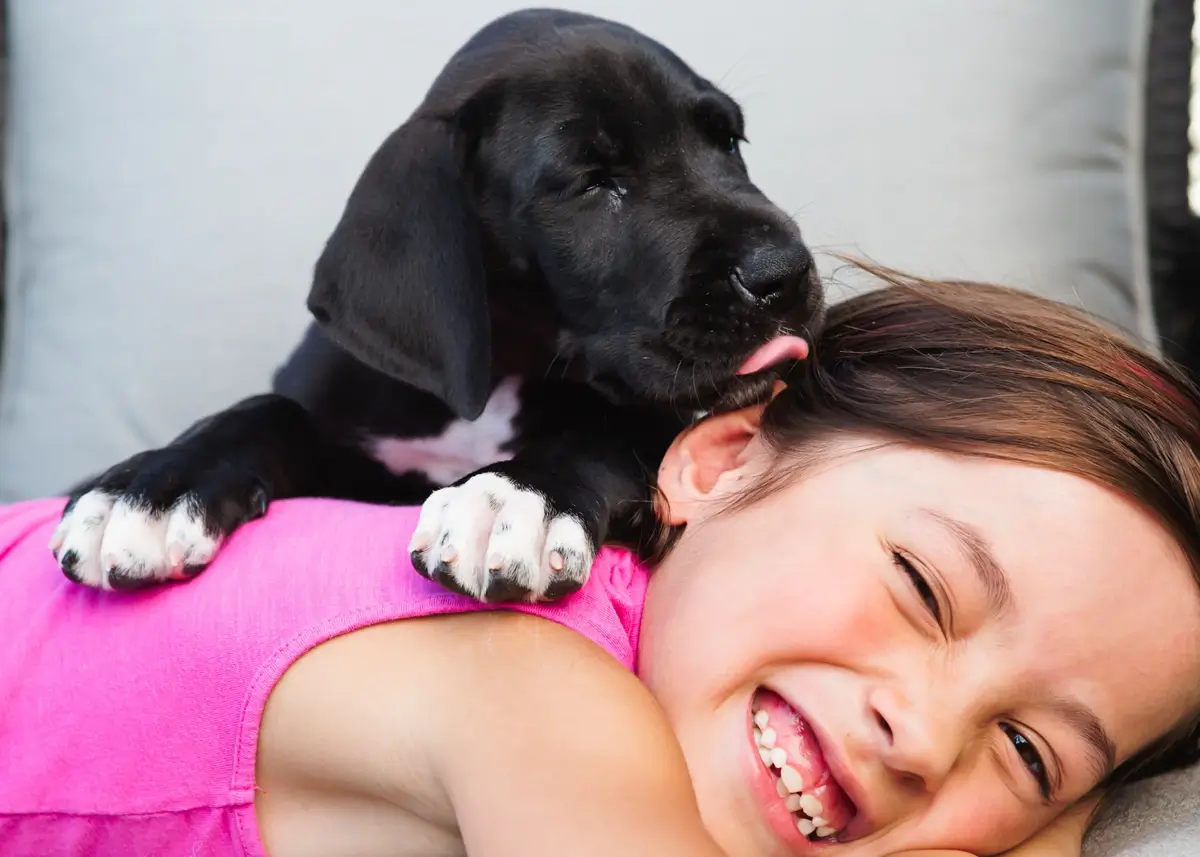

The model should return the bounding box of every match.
[754,701,842,838]
[780,765,804,793]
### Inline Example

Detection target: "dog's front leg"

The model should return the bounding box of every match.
[407,416,677,603]
[50,393,356,590]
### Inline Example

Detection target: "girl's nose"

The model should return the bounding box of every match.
[869,683,963,793]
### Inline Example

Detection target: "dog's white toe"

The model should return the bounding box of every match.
[541,514,593,594]
[98,498,173,586]
[54,490,116,589]
[163,495,222,572]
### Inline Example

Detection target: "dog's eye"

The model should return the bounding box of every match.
[580,171,625,198]
[703,128,742,156]
[694,95,745,157]
[716,129,746,155]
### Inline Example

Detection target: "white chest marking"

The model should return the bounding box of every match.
[366,376,522,485]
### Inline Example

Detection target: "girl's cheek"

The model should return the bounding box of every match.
[839,586,900,647]
[787,550,902,656]
[925,774,1047,855]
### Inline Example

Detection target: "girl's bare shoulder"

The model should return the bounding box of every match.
[255,611,715,857]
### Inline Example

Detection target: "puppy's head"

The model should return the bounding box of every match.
[309,10,822,419]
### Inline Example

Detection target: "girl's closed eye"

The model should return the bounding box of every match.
[890,548,945,629]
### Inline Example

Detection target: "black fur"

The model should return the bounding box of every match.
[57,8,823,600]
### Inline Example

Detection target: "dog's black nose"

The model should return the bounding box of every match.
[731,243,813,304]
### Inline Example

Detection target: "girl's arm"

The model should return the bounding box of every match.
[432,611,725,857]
[256,610,726,857]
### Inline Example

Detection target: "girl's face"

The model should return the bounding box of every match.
[640,409,1200,857]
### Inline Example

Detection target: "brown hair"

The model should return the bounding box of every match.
[731,260,1200,788]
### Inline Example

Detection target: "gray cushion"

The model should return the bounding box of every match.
[1086,764,1200,856]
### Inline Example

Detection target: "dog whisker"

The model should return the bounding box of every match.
[544,348,569,380]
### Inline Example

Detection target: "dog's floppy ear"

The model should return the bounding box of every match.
[307,97,495,421]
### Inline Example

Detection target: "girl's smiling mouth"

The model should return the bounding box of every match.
[747,688,859,848]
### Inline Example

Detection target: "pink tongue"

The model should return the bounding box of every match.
[737,336,810,376]
[757,690,854,832]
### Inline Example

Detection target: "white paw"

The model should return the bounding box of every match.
[51,489,221,591]
[408,472,595,602]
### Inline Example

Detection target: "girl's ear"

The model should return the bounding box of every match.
[656,401,772,527]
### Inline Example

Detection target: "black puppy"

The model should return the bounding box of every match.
[50,8,822,602]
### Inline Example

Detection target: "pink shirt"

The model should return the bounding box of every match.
[0,497,649,857]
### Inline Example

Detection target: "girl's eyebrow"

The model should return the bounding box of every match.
[920,508,1118,783]
[918,509,1014,617]
[1047,695,1117,783]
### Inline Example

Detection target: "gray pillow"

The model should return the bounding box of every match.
[1086,764,1200,856]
